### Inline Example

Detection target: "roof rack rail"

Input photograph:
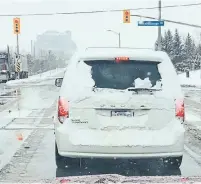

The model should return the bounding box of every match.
[85,47,154,50]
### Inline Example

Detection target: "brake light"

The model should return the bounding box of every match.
[115,57,129,63]
[58,96,69,123]
[2,64,6,70]
[175,99,185,122]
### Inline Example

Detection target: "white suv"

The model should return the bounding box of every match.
[54,47,185,169]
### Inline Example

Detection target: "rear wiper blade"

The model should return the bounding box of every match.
[127,87,161,92]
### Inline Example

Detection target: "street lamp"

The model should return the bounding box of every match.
[107,30,121,47]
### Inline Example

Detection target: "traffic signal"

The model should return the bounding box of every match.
[13,18,21,34]
[123,10,130,23]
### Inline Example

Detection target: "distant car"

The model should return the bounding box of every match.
[54,47,185,169]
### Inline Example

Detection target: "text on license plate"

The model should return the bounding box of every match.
[111,110,134,117]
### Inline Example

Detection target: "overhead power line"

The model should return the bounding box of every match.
[0,2,201,17]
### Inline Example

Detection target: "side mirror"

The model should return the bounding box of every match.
[55,78,63,87]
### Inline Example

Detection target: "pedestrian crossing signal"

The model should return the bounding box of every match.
[13,18,21,34]
[123,10,130,23]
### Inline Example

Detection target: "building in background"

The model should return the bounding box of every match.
[28,30,77,74]
[34,30,77,60]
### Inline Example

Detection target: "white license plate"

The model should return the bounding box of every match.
[111,110,133,117]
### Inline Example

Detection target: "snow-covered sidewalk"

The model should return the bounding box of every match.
[6,68,66,87]
[179,70,201,88]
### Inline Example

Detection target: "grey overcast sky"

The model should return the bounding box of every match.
[0,0,201,52]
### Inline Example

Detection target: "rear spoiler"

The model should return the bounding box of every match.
[85,47,154,51]
[81,58,162,63]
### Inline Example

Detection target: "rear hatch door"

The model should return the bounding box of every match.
[67,58,175,130]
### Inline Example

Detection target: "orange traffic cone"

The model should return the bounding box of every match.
[16,133,23,141]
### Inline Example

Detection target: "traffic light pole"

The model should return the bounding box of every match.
[157,0,162,51]
[17,34,19,55]
[16,34,20,79]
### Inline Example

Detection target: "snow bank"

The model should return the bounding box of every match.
[179,70,201,88]
[6,68,66,87]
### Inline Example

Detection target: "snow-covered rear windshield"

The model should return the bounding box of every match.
[84,60,162,90]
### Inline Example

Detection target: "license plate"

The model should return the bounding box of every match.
[111,110,133,117]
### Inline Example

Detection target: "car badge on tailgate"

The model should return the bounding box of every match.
[71,119,88,124]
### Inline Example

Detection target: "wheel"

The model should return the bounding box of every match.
[55,143,80,169]
[163,156,183,169]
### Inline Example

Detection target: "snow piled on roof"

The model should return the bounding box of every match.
[6,68,66,87]
[179,70,201,88]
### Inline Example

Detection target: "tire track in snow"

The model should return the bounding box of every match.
[184,121,201,164]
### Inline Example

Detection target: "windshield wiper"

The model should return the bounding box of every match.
[127,87,161,92]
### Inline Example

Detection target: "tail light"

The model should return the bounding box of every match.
[58,96,69,123]
[2,64,6,70]
[175,99,185,122]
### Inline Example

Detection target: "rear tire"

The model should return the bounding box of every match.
[55,143,80,169]
[163,156,183,169]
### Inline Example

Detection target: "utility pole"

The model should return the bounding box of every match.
[16,34,20,79]
[17,34,19,56]
[200,33,201,79]
[157,0,162,51]
[118,33,121,47]
[33,42,36,58]
[31,40,33,56]
[13,17,21,79]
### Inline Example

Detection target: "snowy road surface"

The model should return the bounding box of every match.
[0,85,200,182]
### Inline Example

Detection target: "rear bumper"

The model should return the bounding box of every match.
[58,151,183,159]
[0,74,7,80]
[55,119,185,158]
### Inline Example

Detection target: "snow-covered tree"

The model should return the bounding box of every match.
[191,41,197,70]
[155,30,201,72]
[183,33,196,71]
[195,44,201,69]
[163,30,174,59]
[172,32,183,71]
[155,35,165,51]
[27,54,34,75]
[172,29,184,70]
